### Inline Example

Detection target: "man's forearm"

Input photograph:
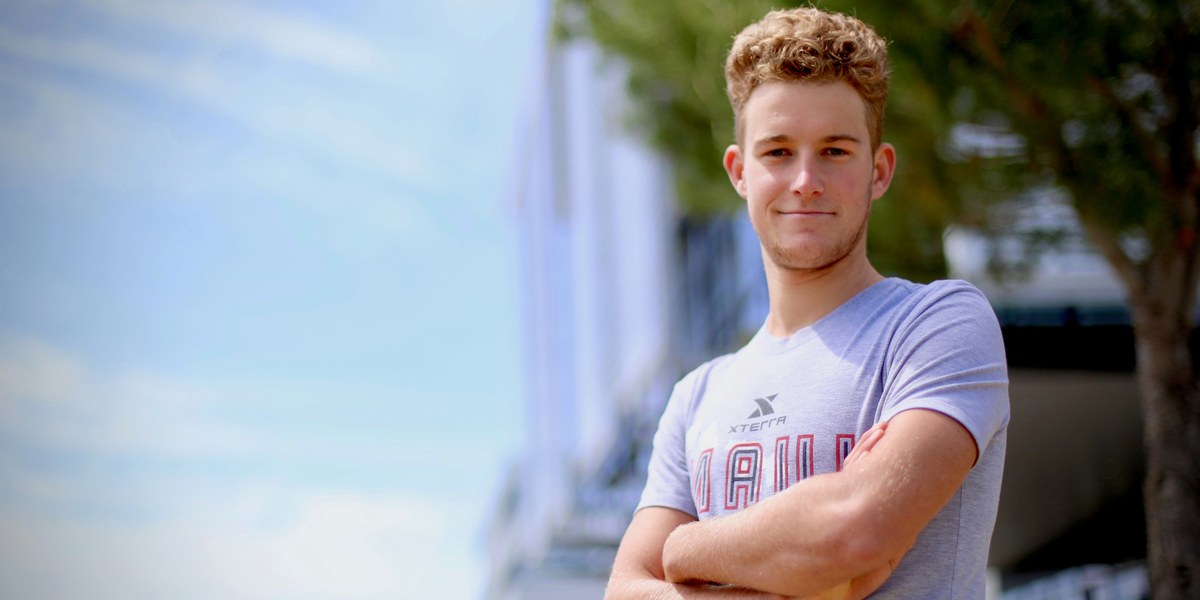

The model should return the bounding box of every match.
[661,489,869,597]
[606,574,851,600]
[662,511,895,600]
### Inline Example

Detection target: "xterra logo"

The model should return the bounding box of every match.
[747,394,778,419]
[729,393,786,434]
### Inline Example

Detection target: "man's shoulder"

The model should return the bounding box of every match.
[883,276,985,298]
[921,277,987,296]
[850,278,1000,353]
[881,277,993,316]
[913,278,995,315]
[888,278,1006,361]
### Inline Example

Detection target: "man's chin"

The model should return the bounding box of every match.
[765,244,837,271]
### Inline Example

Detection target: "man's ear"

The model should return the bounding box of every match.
[870,142,897,201]
[724,144,747,199]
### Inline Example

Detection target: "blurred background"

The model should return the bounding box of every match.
[4,1,1196,599]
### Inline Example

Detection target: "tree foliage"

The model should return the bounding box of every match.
[876,0,1199,296]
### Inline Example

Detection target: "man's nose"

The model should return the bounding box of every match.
[790,158,823,199]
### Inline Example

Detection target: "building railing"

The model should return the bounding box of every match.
[1001,562,1148,600]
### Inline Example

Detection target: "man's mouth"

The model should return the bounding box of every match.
[778,209,834,216]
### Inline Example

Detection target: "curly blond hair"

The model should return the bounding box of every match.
[725,7,889,148]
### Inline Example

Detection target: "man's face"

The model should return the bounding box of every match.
[724,80,894,273]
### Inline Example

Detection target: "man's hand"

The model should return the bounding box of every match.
[843,420,886,468]
[606,507,785,599]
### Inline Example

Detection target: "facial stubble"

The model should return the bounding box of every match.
[761,188,873,273]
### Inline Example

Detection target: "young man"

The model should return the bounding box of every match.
[606,7,1009,600]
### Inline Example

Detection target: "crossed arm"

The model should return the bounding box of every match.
[604,408,978,599]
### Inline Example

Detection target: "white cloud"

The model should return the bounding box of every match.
[0,22,431,181]
[0,42,440,252]
[0,68,171,192]
[0,335,84,406]
[0,332,517,509]
[0,0,538,254]
[88,0,388,76]
[72,0,429,174]
[0,334,256,459]
[0,490,481,599]
[0,335,503,598]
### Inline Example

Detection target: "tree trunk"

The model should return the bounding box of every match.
[1131,302,1200,599]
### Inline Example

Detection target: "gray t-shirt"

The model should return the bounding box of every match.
[639,278,1009,599]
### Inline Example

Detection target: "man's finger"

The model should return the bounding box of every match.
[844,421,887,467]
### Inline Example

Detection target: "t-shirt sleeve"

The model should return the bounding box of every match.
[636,369,702,517]
[880,281,1010,460]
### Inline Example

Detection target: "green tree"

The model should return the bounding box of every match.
[564,1,1199,597]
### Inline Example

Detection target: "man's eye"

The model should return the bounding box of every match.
[824,147,849,156]
[764,148,789,157]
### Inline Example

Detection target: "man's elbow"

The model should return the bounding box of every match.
[606,557,677,600]
[826,506,916,573]
[835,526,893,569]
[602,577,630,600]
[604,567,651,600]
[780,502,908,581]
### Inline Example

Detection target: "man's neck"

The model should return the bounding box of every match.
[762,253,884,337]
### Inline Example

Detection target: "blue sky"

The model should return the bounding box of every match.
[0,0,544,597]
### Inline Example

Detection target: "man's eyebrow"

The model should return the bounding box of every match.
[752,133,864,146]
[753,134,793,146]
[822,133,863,144]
